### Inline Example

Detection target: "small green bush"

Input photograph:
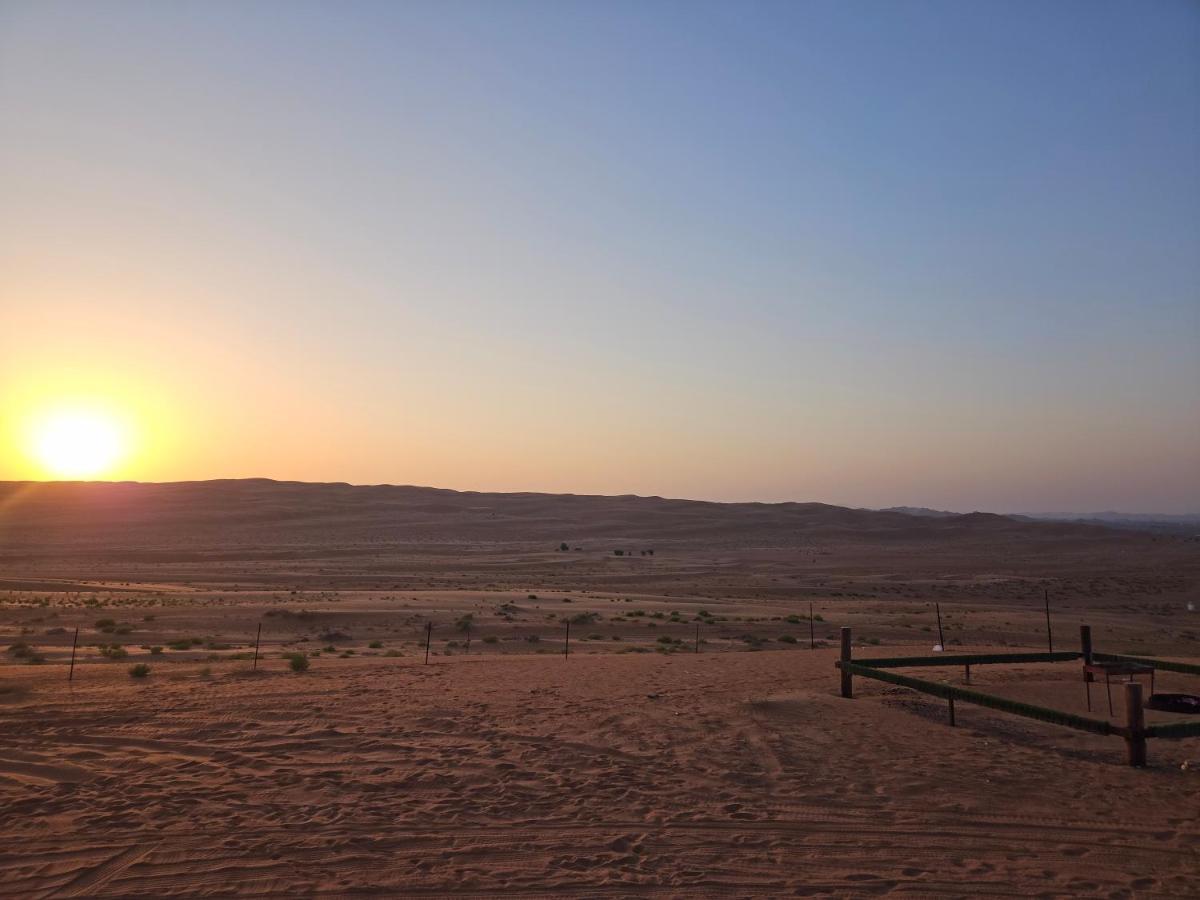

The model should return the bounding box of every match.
[129,663,151,678]
[150,646,164,655]
[288,653,310,672]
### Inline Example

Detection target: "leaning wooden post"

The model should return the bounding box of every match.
[465,623,471,654]
[809,602,815,649]
[935,603,946,648]
[1125,681,1146,767]
[67,626,79,682]
[424,622,432,664]
[840,627,853,698]
[564,620,570,659]
[1080,624,1093,682]
[1043,588,1053,653]
[252,622,262,670]
[948,695,956,727]
[694,622,700,654]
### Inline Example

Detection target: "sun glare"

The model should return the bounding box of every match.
[28,408,129,479]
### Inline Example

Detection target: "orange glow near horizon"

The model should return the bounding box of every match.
[8,398,143,482]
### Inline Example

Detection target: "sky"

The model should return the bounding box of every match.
[1,0,1197,513]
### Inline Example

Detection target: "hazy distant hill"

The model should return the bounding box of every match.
[1013,511,1200,536]
[0,479,1130,553]
[879,506,960,519]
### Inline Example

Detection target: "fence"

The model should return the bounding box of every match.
[835,625,1200,767]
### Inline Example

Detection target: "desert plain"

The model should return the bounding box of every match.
[2,479,1199,897]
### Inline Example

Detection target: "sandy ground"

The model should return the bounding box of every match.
[2,481,1199,895]
[2,628,1199,897]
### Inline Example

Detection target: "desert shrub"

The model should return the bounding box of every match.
[524,634,540,643]
[656,635,674,644]
[129,663,151,678]
[288,653,310,672]
[114,624,133,635]
[779,634,797,644]
[150,646,164,655]
[368,640,383,649]
[613,550,624,556]
[94,618,116,631]
[785,614,801,624]
[482,636,499,644]
[384,649,403,657]
[570,611,599,625]
[527,594,538,600]
[813,614,824,622]
[454,614,473,632]
[100,645,128,660]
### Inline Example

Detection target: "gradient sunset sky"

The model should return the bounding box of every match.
[2,1,1197,513]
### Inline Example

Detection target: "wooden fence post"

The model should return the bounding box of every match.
[809,602,815,649]
[424,622,432,664]
[948,695,956,727]
[1125,681,1146,767]
[68,626,79,682]
[564,620,570,659]
[1044,588,1053,653]
[935,603,945,648]
[252,622,262,670]
[840,627,852,698]
[1080,624,1093,682]
[694,622,700,654]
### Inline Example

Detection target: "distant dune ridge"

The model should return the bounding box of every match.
[0,478,1127,550]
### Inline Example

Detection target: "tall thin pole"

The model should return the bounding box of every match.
[1043,588,1053,653]
[252,622,262,670]
[564,620,570,658]
[424,622,432,664]
[694,622,700,654]
[68,626,79,682]
[935,603,945,648]
[465,623,471,654]
[809,602,815,650]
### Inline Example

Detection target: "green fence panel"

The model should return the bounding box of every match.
[839,661,1115,736]
[1093,653,1200,678]
[856,651,1081,669]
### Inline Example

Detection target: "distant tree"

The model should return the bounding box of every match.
[559,542,569,552]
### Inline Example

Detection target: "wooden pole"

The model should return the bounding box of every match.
[68,626,79,682]
[465,623,470,654]
[935,603,945,648]
[564,620,570,659]
[809,602,815,650]
[424,622,432,664]
[948,695,956,727]
[694,622,700,654]
[1080,624,1093,683]
[1124,681,1146,767]
[840,627,853,698]
[1044,588,1053,653]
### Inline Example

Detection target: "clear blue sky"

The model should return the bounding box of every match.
[2,0,1197,512]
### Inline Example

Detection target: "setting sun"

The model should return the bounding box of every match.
[27,408,129,479]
